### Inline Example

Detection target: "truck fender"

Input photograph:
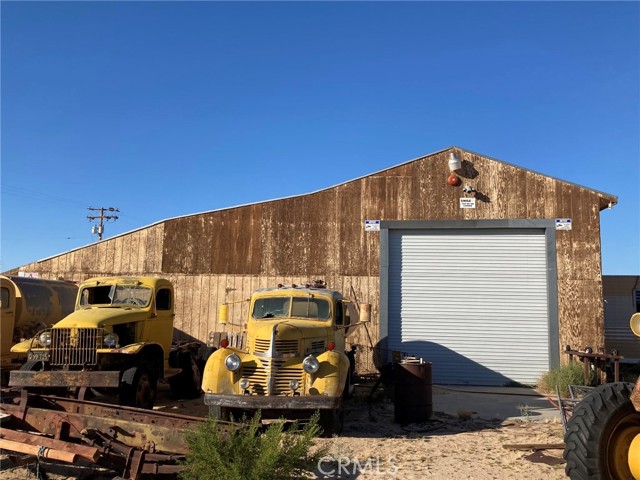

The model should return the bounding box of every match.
[10,339,32,354]
[201,347,247,395]
[309,351,350,396]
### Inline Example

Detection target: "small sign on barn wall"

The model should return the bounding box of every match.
[459,198,476,209]
[18,271,40,278]
[556,218,572,230]
[364,220,381,231]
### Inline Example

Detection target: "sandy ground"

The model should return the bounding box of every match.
[0,383,567,480]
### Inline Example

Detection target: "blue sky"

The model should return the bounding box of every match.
[1,1,638,274]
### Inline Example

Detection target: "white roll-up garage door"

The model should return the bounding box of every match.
[388,228,550,386]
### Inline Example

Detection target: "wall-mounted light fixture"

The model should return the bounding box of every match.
[462,185,476,196]
[448,152,462,172]
[447,152,462,186]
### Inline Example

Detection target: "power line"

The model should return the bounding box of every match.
[2,183,87,208]
[87,207,119,241]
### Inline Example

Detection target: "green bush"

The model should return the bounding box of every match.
[179,411,328,480]
[537,362,588,397]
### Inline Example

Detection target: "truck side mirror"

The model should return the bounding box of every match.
[218,304,229,325]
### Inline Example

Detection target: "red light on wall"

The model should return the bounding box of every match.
[447,174,461,186]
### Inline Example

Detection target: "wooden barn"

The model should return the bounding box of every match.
[8,147,618,386]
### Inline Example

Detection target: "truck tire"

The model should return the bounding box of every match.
[120,363,157,409]
[168,351,202,400]
[196,345,217,376]
[319,408,344,437]
[564,382,640,480]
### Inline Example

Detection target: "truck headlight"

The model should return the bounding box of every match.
[103,332,119,348]
[302,355,319,374]
[225,353,241,372]
[240,378,250,391]
[37,331,52,347]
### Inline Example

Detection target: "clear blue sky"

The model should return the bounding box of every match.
[1,1,638,274]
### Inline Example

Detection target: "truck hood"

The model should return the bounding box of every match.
[53,308,146,329]
[251,319,331,341]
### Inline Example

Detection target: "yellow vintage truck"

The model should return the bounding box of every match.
[9,276,202,409]
[201,280,369,435]
[1,275,78,383]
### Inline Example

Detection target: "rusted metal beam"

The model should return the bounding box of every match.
[0,391,229,480]
[0,438,77,463]
[9,370,120,388]
[2,405,193,454]
[0,392,215,455]
[0,428,100,462]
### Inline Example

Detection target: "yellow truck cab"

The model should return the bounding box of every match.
[201,280,369,434]
[9,276,201,408]
[1,275,77,383]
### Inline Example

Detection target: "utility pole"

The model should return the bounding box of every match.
[87,207,119,241]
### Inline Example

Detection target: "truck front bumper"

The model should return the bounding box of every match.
[9,370,121,388]
[203,393,342,411]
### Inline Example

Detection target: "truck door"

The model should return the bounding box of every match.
[143,286,175,356]
[0,277,17,367]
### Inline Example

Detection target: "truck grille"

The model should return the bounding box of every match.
[50,328,103,366]
[254,339,299,355]
[310,340,325,353]
[241,359,304,396]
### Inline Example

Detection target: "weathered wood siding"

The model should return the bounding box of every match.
[14,148,616,361]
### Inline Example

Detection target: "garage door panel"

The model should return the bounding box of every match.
[388,228,551,386]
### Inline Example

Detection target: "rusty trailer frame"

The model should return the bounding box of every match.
[0,390,235,479]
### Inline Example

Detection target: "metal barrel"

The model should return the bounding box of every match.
[394,360,432,424]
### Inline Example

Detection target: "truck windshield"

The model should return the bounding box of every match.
[252,296,331,321]
[80,285,152,307]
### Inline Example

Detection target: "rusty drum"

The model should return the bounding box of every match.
[394,360,432,424]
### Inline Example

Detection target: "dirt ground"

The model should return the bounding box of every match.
[0,382,567,480]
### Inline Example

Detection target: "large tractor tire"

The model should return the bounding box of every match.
[120,363,158,409]
[564,382,640,480]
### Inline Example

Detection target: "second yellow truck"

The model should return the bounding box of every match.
[201,280,369,434]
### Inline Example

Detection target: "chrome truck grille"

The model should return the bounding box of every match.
[254,338,299,355]
[242,359,304,396]
[50,328,104,366]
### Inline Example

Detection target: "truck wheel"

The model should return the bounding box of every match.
[319,409,344,437]
[196,346,217,376]
[120,364,157,409]
[564,382,640,480]
[169,351,202,399]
